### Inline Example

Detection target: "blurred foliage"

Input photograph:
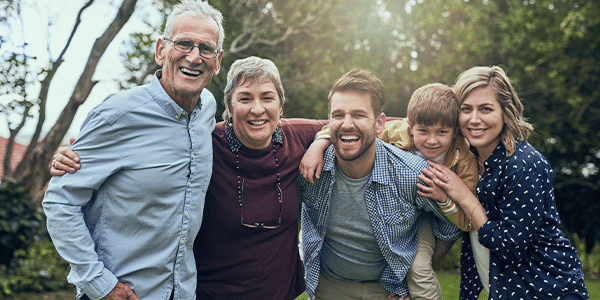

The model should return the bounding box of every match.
[121,0,600,250]
[0,240,72,297]
[0,179,45,266]
[0,50,37,135]
[0,179,71,297]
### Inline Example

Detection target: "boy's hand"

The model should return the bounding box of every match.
[300,138,330,184]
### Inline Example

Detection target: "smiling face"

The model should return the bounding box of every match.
[155,14,223,112]
[459,86,505,157]
[410,123,456,160]
[329,90,384,164]
[228,78,283,150]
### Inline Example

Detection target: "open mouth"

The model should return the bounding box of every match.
[469,129,486,134]
[340,135,359,142]
[180,67,202,77]
[249,120,267,126]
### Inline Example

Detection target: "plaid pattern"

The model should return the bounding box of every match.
[299,140,460,298]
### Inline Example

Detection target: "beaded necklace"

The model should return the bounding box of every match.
[236,142,282,228]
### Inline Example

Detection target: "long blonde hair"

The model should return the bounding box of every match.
[453,66,533,156]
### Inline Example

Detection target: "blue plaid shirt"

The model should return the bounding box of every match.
[299,140,460,297]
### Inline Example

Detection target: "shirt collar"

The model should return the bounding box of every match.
[224,118,283,152]
[152,70,202,120]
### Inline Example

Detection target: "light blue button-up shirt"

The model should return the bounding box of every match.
[300,140,460,298]
[43,71,215,300]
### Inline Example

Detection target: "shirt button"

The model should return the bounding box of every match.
[188,125,192,130]
[188,182,191,187]
[191,154,195,159]
[185,212,189,217]
[174,270,178,275]
[182,111,187,115]
[180,240,185,245]
[399,216,404,221]
[175,115,180,119]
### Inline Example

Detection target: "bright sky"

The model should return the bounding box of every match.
[1,0,158,143]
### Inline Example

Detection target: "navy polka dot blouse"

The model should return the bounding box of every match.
[459,142,589,300]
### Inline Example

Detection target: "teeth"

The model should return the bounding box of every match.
[249,120,267,126]
[340,135,359,141]
[181,67,200,76]
[471,129,485,134]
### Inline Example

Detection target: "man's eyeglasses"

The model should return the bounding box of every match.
[164,38,220,59]
[240,179,282,229]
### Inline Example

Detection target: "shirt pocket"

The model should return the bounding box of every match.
[380,206,418,249]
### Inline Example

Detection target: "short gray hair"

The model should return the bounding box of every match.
[222,56,285,120]
[163,0,224,50]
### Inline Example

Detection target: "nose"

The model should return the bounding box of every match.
[186,47,203,64]
[250,99,265,115]
[468,110,481,124]
[426,134,437,144]
[341,114,354,130]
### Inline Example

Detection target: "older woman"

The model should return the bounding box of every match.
[420,66,589,299]
[51,57,327,299]
[193,58,326,299]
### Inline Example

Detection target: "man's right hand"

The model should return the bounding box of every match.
[103,282,140,300]
[50,138,80,175]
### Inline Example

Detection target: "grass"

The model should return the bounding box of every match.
[294,271,599,300]
[7,272,598,299]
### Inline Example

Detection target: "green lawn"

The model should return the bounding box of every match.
[8,272,599,299]
[294,271,599,300]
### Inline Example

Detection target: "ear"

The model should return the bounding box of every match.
[407,120,414,136]
[213,50,224,76]
[155,38,166,67]
[375,112,386,135]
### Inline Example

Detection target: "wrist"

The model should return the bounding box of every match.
[438,197,451,206]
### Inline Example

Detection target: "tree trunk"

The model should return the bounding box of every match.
[15,0,139,202]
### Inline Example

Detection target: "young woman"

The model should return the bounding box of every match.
[418,66,589,300]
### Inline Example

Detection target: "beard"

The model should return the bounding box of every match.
[331,129,377,162]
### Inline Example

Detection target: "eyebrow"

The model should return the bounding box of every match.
[236,90,277,97]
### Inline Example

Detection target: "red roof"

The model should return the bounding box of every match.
[0,136,28,178]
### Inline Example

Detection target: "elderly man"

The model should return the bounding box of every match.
[42,1,223,299]
[299,70,460,299]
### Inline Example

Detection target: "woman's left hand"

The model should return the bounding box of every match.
[416,171,449,203]
[420,161,473,206]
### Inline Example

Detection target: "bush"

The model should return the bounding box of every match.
[0,179,45,267]
[0,240,72,297]
[0,179,72,297]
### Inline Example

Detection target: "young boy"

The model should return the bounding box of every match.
[301,83,477,300]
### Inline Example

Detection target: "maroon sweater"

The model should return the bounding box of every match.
[194,118,327,300]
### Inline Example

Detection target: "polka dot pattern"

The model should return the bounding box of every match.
[459,142,589,299]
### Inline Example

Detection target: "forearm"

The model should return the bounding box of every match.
[438,198,472,231]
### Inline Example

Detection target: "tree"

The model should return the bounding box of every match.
[1,0,138,202]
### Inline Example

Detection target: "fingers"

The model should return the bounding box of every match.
[50,168,67,176]
[300,163,315,184]
[58,146,80,164]
[52,147,81,173]
[315,162,322,181]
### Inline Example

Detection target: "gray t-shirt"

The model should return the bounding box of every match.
[321,164,387,282]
